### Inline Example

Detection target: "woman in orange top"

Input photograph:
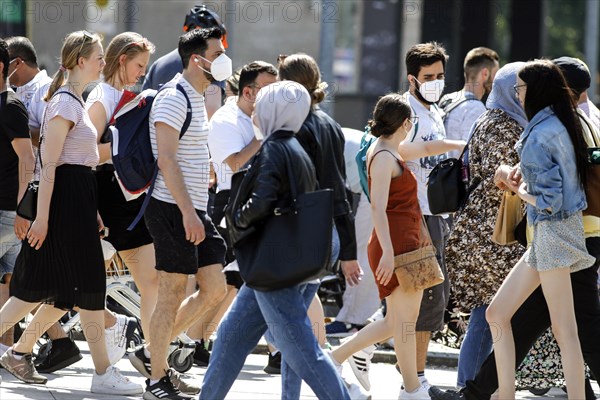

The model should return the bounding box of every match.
[329,93,465,399]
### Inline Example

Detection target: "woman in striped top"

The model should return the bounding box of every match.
[0,30,142,395]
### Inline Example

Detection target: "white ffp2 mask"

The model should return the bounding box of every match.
[197,54,232,82]
[415,78,445,103]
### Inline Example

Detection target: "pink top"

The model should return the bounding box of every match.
[40,89,99,168]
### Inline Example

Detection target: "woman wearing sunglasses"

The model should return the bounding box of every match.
[487,60,595,400]
[0,30,142,395]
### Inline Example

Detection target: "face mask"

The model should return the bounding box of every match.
[252,123,264,140]
[7,59,19,81]
[414,77,445,103]
[196,53,232,82]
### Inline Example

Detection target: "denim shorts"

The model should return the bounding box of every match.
[144,198,226,275]
[0,211,21,282]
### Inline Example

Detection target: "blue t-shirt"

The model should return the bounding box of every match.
[143,49,182,91]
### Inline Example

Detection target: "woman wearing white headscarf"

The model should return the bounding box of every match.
[199,81,350,400]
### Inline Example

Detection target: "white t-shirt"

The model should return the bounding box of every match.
[15,70,51,111]
[149,74,210,211]
[341,127,363,194]
[405,92,448,216]
[25,71,52,133]
[27,82,50,131]
[85,82,123,124]
[208,100,254,190]
[441,91,486,159]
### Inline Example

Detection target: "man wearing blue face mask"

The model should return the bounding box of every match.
[401,41,452,391]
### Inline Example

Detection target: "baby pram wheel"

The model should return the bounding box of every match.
[168,347,194,373]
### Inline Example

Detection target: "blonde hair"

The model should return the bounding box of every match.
[103,32,155,86]
[278,53,327,105]
[44,30,102,101]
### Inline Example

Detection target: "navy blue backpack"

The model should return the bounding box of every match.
[111,82,192,230]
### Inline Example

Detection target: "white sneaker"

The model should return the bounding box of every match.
[347,380,372,400]
[91,365,143,395]
[419,376,431,391]
[105,314,131,365]
[399,385,430,399]
[348,344,375,391]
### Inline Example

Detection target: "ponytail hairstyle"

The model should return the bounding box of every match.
[103,32,155,87]
[278,53,327,106]
[44,30,101,101]
[518,59,588,188]
[368,93,412,138]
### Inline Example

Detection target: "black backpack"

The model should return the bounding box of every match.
[110,82,192,230]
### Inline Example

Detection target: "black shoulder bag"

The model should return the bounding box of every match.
[426,117,482,215]
[16,91,84,220]
[234,144,334,291]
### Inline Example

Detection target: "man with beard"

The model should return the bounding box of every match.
[128,28,230,400]
[401,41,452,391]
[439,47,500,159]
[143,4,228,120]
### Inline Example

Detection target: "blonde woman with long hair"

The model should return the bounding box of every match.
[0,31,142,395]
[85,30,158,362]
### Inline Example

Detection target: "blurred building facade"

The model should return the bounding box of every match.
[1,0,598,130]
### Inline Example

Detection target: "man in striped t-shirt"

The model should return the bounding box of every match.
[134,28,228,399]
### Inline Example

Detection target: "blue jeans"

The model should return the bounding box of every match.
[0,211,20,281]
[457,305,493,388]
[200,283,349,400]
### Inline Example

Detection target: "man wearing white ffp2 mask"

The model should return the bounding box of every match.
[195,53,233,83]
[401,41,454,389]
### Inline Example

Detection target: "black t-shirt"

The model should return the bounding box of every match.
[0,91,30,211]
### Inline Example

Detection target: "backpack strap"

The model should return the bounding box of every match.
[442,92,479,117]
[175,83,193,138]
[126,83,193,231]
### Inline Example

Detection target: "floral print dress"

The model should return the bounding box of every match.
[446,109,525,312]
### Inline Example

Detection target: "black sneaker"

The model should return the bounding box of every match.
[263,351,281,374]
[129,345,151,378]
[429,386,465,400]
[142,370,193,399]
[35,338,82,373]
[193,340,210,367]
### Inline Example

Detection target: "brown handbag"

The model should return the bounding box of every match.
[393,217,445,292]
[492,191,523,245]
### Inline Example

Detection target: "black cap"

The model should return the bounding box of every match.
[553,56,591,92]
[183,5,226,34]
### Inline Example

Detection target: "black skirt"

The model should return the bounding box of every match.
[10,165,106,310]
[95,169,153,251]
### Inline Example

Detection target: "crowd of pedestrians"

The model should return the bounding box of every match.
[0,4,598,400]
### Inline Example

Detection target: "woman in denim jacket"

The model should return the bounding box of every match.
[486,60,595,400]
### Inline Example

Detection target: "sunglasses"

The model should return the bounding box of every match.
[513,84,526,95]
[125,38,150,51]
[277,54,288,65]
[76,30,95,59]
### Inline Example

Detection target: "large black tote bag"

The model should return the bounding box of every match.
[234,146,333,291]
